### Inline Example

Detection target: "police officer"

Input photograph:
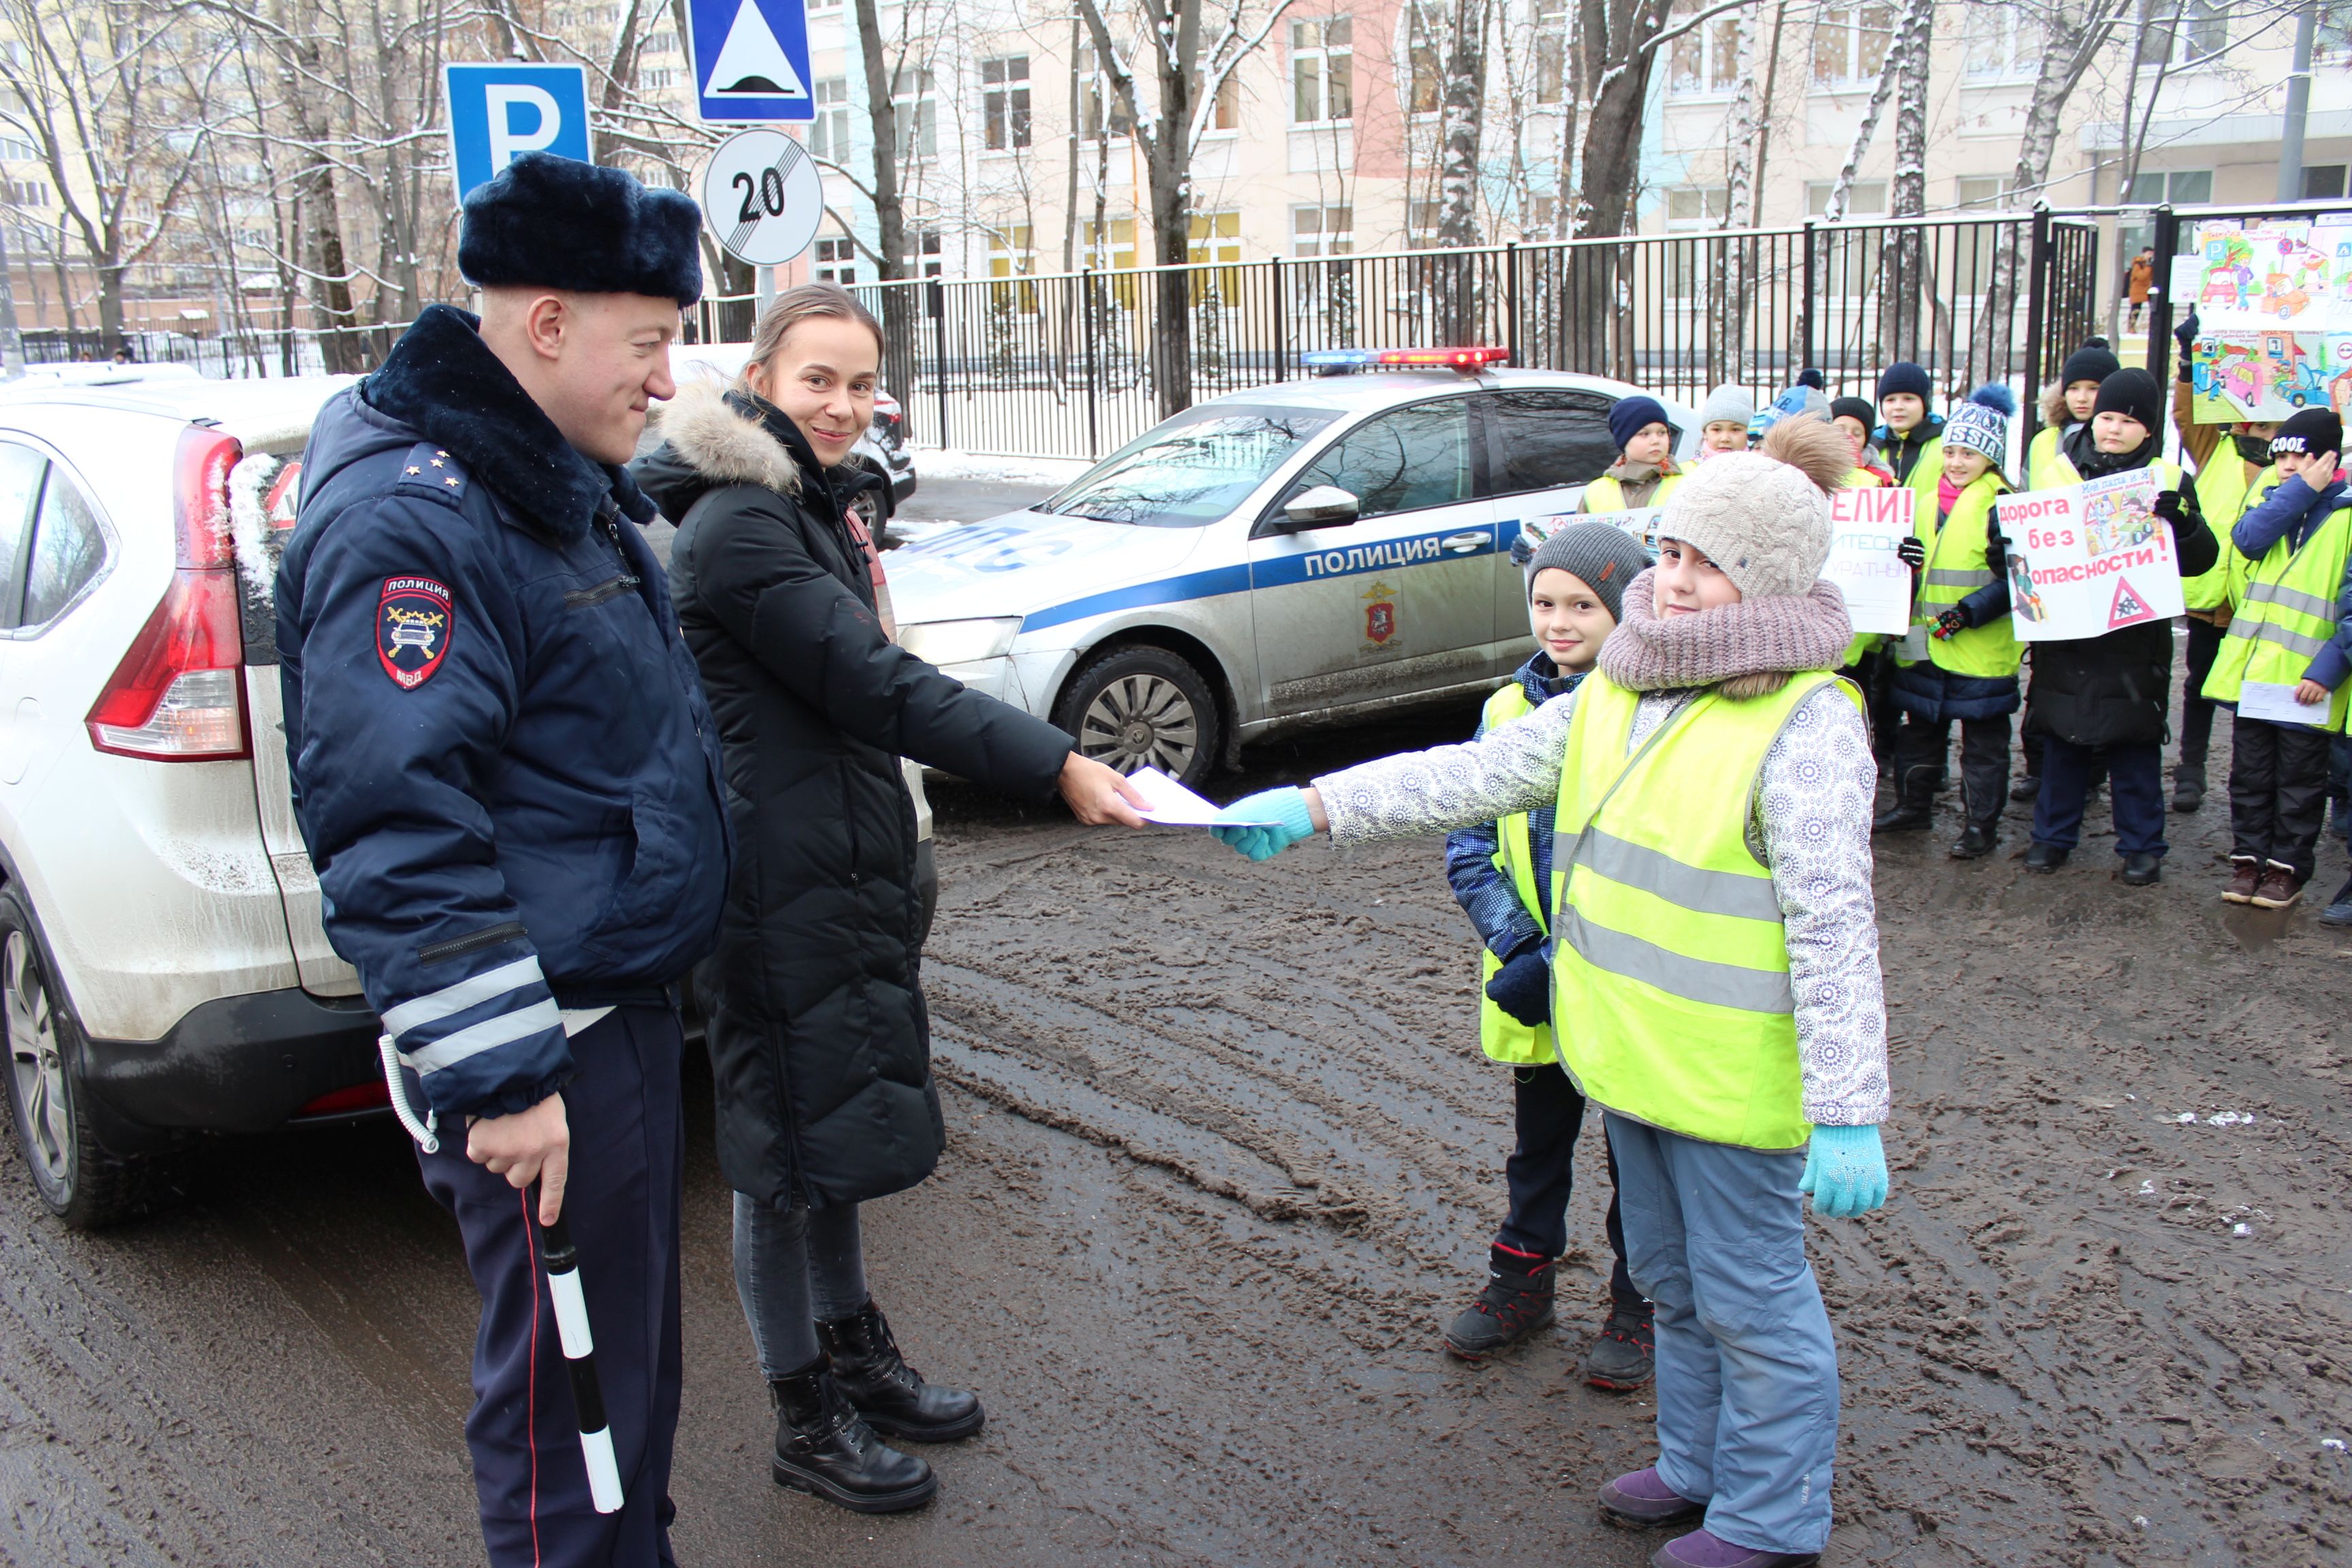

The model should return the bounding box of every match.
[276,153,729,1566]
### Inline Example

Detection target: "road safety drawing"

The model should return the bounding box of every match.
[1993,470,2183,642]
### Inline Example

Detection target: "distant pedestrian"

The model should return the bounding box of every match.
[278,152,730,1567]
[634,282,1147,1515]
[1440,523,1655,1392]
[2200,410,2351,910]
[2127,247,2155,331]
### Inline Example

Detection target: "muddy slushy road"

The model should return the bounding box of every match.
[1,692,2348,1567]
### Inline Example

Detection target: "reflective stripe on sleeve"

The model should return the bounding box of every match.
[381,955,547,1040]
[401,999,566,1075]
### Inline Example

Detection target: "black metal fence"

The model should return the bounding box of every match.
[21,208,2123,460]
[843,208,2102,459]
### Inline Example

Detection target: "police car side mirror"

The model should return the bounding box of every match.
[1281,485,1360,529]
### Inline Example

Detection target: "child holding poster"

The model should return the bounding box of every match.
[1877,387,2021,858]
[2028,338,2120,489]
[2200,410,2352,909]
[2020,369,2221,885]
[1439,523,1656,1390]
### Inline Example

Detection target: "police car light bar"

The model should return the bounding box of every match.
[1299,346,1511,372]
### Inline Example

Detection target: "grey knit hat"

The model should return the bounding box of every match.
[1528,522,1654,623]
[1656,416,1852,599]
[1697,383,1754,429]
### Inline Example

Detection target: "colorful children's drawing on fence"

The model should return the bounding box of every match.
[2189,331,2352,423]
[2194,219,2352,333]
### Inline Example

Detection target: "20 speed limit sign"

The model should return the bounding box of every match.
[698,128,823,266]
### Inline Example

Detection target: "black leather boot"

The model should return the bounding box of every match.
[1949,819,1997,859]
[769,1356,936,1513]
[2172,762,2206,813]
[818,1301,985,1442]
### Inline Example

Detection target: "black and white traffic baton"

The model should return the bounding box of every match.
[529,1179,624,1514]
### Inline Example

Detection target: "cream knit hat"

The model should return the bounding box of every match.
[1655,416,1851,599]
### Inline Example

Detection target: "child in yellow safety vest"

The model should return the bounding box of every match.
[1212,416,1891,1568]
[2027,338,2119,489]
[1873,361,1944,500]
[1439,523,1656,1387]
[1580,395,1684,512]
[2200,409,2352,910]
[1874,386,2021,859]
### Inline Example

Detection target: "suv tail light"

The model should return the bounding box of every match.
[86,426,250,762]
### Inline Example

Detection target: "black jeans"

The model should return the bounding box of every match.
[1494,1062,1640,1311]
[2227,716,2336,880]
[2178,617,2227,770]
[2034,738,2167,855]
[1893,712,2011,826]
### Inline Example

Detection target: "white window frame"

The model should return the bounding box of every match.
[1291,17,1353,126]
[1668,0,1743,99]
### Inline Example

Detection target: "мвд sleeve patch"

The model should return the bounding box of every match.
[378,576,454,689]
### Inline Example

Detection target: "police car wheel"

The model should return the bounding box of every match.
[0,891,150,1229]
[1054,645,1222,790]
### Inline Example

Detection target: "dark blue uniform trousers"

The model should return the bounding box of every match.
[1494,1062,1640,1309]
[419,1004,684,1568]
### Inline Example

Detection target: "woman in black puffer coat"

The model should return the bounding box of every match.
[2023,368,2219,883]
[632,285,1141,1515]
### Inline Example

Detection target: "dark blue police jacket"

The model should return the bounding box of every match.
[277,306,731,1119]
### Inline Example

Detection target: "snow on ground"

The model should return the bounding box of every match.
[906,447,1092,485]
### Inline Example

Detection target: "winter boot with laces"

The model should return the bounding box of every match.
[1443,1245,1555,1360]
[768,1355,936,1514]
[1584,1302,1656,1391]
[818,1301,985,1442]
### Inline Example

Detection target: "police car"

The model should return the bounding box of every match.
[885,350,1697,785]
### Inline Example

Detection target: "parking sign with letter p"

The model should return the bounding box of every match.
[444,63,593,203]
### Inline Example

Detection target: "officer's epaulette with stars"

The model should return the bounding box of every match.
[391,442,469,506]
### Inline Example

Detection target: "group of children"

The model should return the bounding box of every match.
[1212,346,2352,1567]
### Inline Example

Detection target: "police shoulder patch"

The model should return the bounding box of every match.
[378,576,453,689]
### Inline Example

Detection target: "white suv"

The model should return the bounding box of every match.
[0,367,939,1228]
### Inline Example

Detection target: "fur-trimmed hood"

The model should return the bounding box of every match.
[2038,380,2074,431]
[647,379,807,495]
[634,380,887,527]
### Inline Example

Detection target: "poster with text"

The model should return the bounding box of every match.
[1822,485,1915,636]
[2188,329,2352,423]
[1605,506,1668,556]
[1993,470,2184,641]
[2189,218,2352,332]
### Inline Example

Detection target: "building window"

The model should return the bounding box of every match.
[2304,165,2349,201]
[2123,169,2212,206]
[1192,67,1241,131]
[1956,175,2015,210]
[1079,44,1134,140]
[1407,14,1441,115]
[892,67,936,161]
[1535,3,1569,105]
[921,228,943,278]
[813,236,857,284]
[1292,204,1353,257]
[1665,186,1729,227]
[1806,179,1886,217]
[1669,0,1742,96]
[1188,210,1241,267]
[808,78,852,163]
[807,0,840,10]
[2323,1,2352,56]
[1083,216,1137,271]
[1811,2,1893,88]
[2137,0,2227,65]
[1291,18,1352,125]
[982,56,1032,150]
[1963,1,2040,80]
[3,179,48,207]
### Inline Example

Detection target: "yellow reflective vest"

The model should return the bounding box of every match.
[1475,682,1554,1066]
[1582,470,1683,514]
[2201,494,2352,732]
[1546,671,1862,1150]
[2181,455,2276,614]
[1900,472,2020,679]
[2025,425,2073,491]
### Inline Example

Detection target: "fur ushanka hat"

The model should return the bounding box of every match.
[460,152,705,306]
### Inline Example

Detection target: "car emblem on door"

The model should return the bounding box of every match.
[378,576,453,689]
[1362,580,1398,647]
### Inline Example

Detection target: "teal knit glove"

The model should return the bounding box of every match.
[1211,787,1316,861]
[1799,1124,1888,1218]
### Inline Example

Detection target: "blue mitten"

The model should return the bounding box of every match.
[1484,949,1552,1026]
[1799,1124,1889,1218]
[1211,787,1316,861]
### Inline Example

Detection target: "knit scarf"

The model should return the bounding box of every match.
[1597,568,1853,696]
